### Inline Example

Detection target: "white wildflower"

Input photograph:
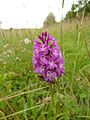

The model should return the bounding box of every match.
[4,44,9,48]
[16,57,21,61]
[24,38,31,44]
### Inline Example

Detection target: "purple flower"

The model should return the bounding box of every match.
[32,32,64,83]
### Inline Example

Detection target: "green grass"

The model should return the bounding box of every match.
[0,18,90,120]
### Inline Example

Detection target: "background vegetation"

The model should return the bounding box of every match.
[65,0,90,20]
[0,0,90,119]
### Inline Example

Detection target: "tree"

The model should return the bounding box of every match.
[85,1,90,16]
[65,0,90,20]
[43,13,56,27]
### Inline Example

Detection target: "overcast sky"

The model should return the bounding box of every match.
[0,0,78,29]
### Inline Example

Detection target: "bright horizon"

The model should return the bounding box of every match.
[0,0,78,29]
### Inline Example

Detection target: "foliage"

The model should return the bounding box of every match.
[43,13,56,28]
[65,0,90,20]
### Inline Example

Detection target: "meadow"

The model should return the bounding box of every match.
[0,17,90,120]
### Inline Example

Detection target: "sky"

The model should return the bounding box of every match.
[0,0,78,29]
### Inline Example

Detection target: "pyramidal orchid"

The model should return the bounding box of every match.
[32,32,64,83]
